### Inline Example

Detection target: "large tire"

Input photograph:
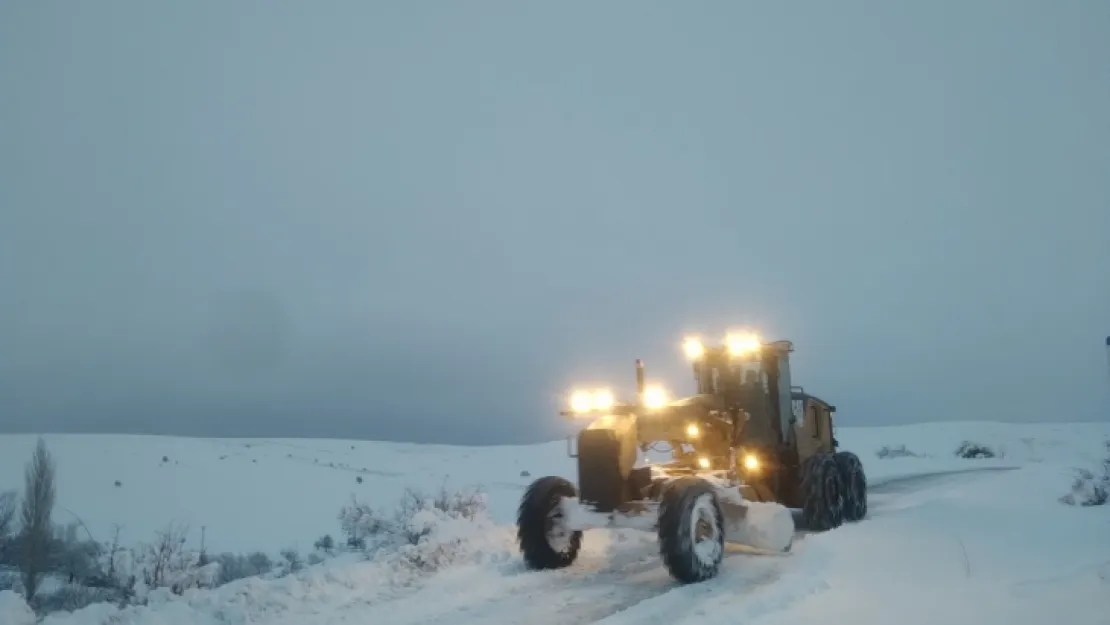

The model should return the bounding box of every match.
[657,477,725,584]
[834,450,867,522]
[800,453,845,531]
[517,476,582,570]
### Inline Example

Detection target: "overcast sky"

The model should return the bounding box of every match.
[2,1,1108,445]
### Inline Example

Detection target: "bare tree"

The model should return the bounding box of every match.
[104,524,123,580]
[0,490,17,566]
[20,437,57,601]
[0,490,16,537]
[142,522,189,589]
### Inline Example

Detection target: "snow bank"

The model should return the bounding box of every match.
[0,590,36,625]
[34,509,517,625]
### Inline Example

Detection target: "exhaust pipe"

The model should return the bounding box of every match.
[635,359,645,398]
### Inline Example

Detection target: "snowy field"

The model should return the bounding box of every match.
[1,420,1109,624]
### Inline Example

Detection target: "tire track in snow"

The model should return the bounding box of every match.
[868,466,1018,496]
[370,530,681,625]
[365,531,804,625]
[590,535,831,625]
[865,466,1019,519]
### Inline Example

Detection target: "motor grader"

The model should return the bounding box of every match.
[516,333,867,584]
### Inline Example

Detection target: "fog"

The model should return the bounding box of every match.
[2,1,1108,444]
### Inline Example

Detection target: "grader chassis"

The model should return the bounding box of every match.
[517,335,867,583]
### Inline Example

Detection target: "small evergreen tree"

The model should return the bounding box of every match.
[20,438,57,601]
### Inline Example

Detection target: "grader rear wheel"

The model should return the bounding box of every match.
[834,450,867,522]
[800,453,845,531]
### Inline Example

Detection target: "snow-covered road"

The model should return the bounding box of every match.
[300,463,1092,625]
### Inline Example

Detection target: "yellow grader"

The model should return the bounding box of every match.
[516,333,867,583]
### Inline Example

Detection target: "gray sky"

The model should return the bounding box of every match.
[2,1,1108,445]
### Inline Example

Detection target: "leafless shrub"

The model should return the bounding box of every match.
[955,440,996,459]
[278,548,302,576]
[0,491,16,538]
[338,485,486,553]
[875,444,921,459]
[140,522,189,590]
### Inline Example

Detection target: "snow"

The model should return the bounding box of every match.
[1,419,1108,624]
[0,590,37,625]
[689,494,723,564]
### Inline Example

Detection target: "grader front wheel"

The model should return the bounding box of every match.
[657,477,725,584]
[517,476,582,570]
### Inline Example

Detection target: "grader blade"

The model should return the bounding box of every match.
[718,499,795,553]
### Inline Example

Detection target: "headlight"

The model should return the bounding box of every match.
[726,332,761,357]
[743,454,760,471]
[569,390,594,413]
[642,384,669,409]
[683,336,705,360]
[592,389,615,411]
[569,387,616,414]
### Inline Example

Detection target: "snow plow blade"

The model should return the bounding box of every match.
[719,498,795,552]
[557,494,796,553]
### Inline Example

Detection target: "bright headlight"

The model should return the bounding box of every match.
[683,336,705,360]
[743,454,760,471]
[592,389,615,411]
[642,384,669,409]
[569,390,593,413]
[726,332,761,357]
[568,388,616,414]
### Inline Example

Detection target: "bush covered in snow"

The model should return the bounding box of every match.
[338,486,492,573]
[0,519,226,613]
[8,483,500,621]
[1,517,302,616]
[314,534,335,554]
[875,444,921,459]
[955,440,996,459]
[1060,440,1110,507]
